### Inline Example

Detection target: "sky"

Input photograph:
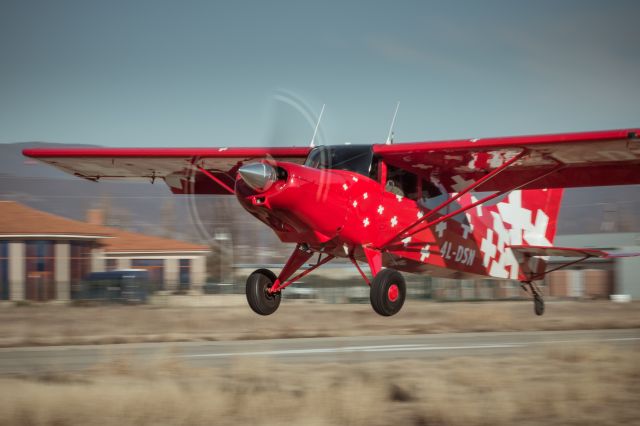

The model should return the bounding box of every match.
[1,0,639,147]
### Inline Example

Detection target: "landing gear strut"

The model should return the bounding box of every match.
[521,281,545,316]
[245,244,335,315]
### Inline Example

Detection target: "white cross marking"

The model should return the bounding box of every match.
[509,228,522,245]
[461,223,473,239]
[412,164,431,170]
[489,258,509,278]
[417,210,424,219]
[342,183,348,191]
[435,221,447,238]
[352,200,358,208]
[352,176,359,182]
[498,191,531,227]
[401,237,412,247]
[488,152,505,168]
[396,194,404,202]
[377,205,384,215]
[524,209,551,246]
[504,250,520,279]
[420,244,431,262]
[390,216,398,227]
[480,229,497,267]
[451,175,474,192]
[363,217,370,227]
[490,212,509,252]
[471,194,483,217]
[363,192,368,200]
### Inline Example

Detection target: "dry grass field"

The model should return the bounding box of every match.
[0,299,639,347]
[0,343,637,426]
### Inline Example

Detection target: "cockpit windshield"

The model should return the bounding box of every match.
[304,145,374,178]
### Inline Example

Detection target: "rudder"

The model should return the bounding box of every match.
[466,188,564,279]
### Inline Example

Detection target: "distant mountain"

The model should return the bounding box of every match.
[0,142,98,179]
[1,142,171,224]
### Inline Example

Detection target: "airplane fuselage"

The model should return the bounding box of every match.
[236,149,489,280]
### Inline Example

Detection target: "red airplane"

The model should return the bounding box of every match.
[23,128,640,316]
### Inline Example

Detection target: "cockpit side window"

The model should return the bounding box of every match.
[304,145,374,178]
[416,179,467,224]
[422,180,442,198]
[385,165,419,200]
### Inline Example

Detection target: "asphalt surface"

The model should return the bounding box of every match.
[0,328,638,374]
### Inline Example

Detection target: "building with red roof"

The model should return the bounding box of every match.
[0,201,210,301]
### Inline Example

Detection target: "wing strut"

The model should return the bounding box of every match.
[522,255,590,282]
[196,166,235,194]
[381,152,566,247]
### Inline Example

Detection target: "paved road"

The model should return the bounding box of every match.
[0,329,638,374]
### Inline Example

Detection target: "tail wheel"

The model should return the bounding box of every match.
[370,268,406,316]
[246,269,281,316]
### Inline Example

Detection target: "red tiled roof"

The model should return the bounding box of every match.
[0,201,110,237]
[0,201,209,253]
[99,228,209,253]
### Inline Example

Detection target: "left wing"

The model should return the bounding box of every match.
[22,147,311,194]
[374,128,640,193]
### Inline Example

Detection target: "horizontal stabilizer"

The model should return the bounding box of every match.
[509,245,639,259]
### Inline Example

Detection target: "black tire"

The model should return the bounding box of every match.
[246,269,281,316]
[370,268,406,316]
[534,294,545,316]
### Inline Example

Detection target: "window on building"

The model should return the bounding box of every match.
[131,259,164,291]
[179,259,191,290]
[0,241,8,300]
[25,241,55,301]
[105,258,117,271]
[70,242,92,295]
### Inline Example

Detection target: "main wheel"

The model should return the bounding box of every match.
[246,269,281,316]
[370,268,406,316]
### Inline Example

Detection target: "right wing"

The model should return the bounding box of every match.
[373,128,640,193]
[22,147,311,194]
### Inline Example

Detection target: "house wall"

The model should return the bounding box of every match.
[54,242,70,301]
[8,242,25,301]
[102,253,209,293]
[191,256,206,292]
[4,239,97,302]
[91,249,105,273]
[546,269,612,299]
[164,258,179,291]
[617,247,640,299]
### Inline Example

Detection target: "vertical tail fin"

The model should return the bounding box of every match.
[508,188,564,246]
[468,188,564,279]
